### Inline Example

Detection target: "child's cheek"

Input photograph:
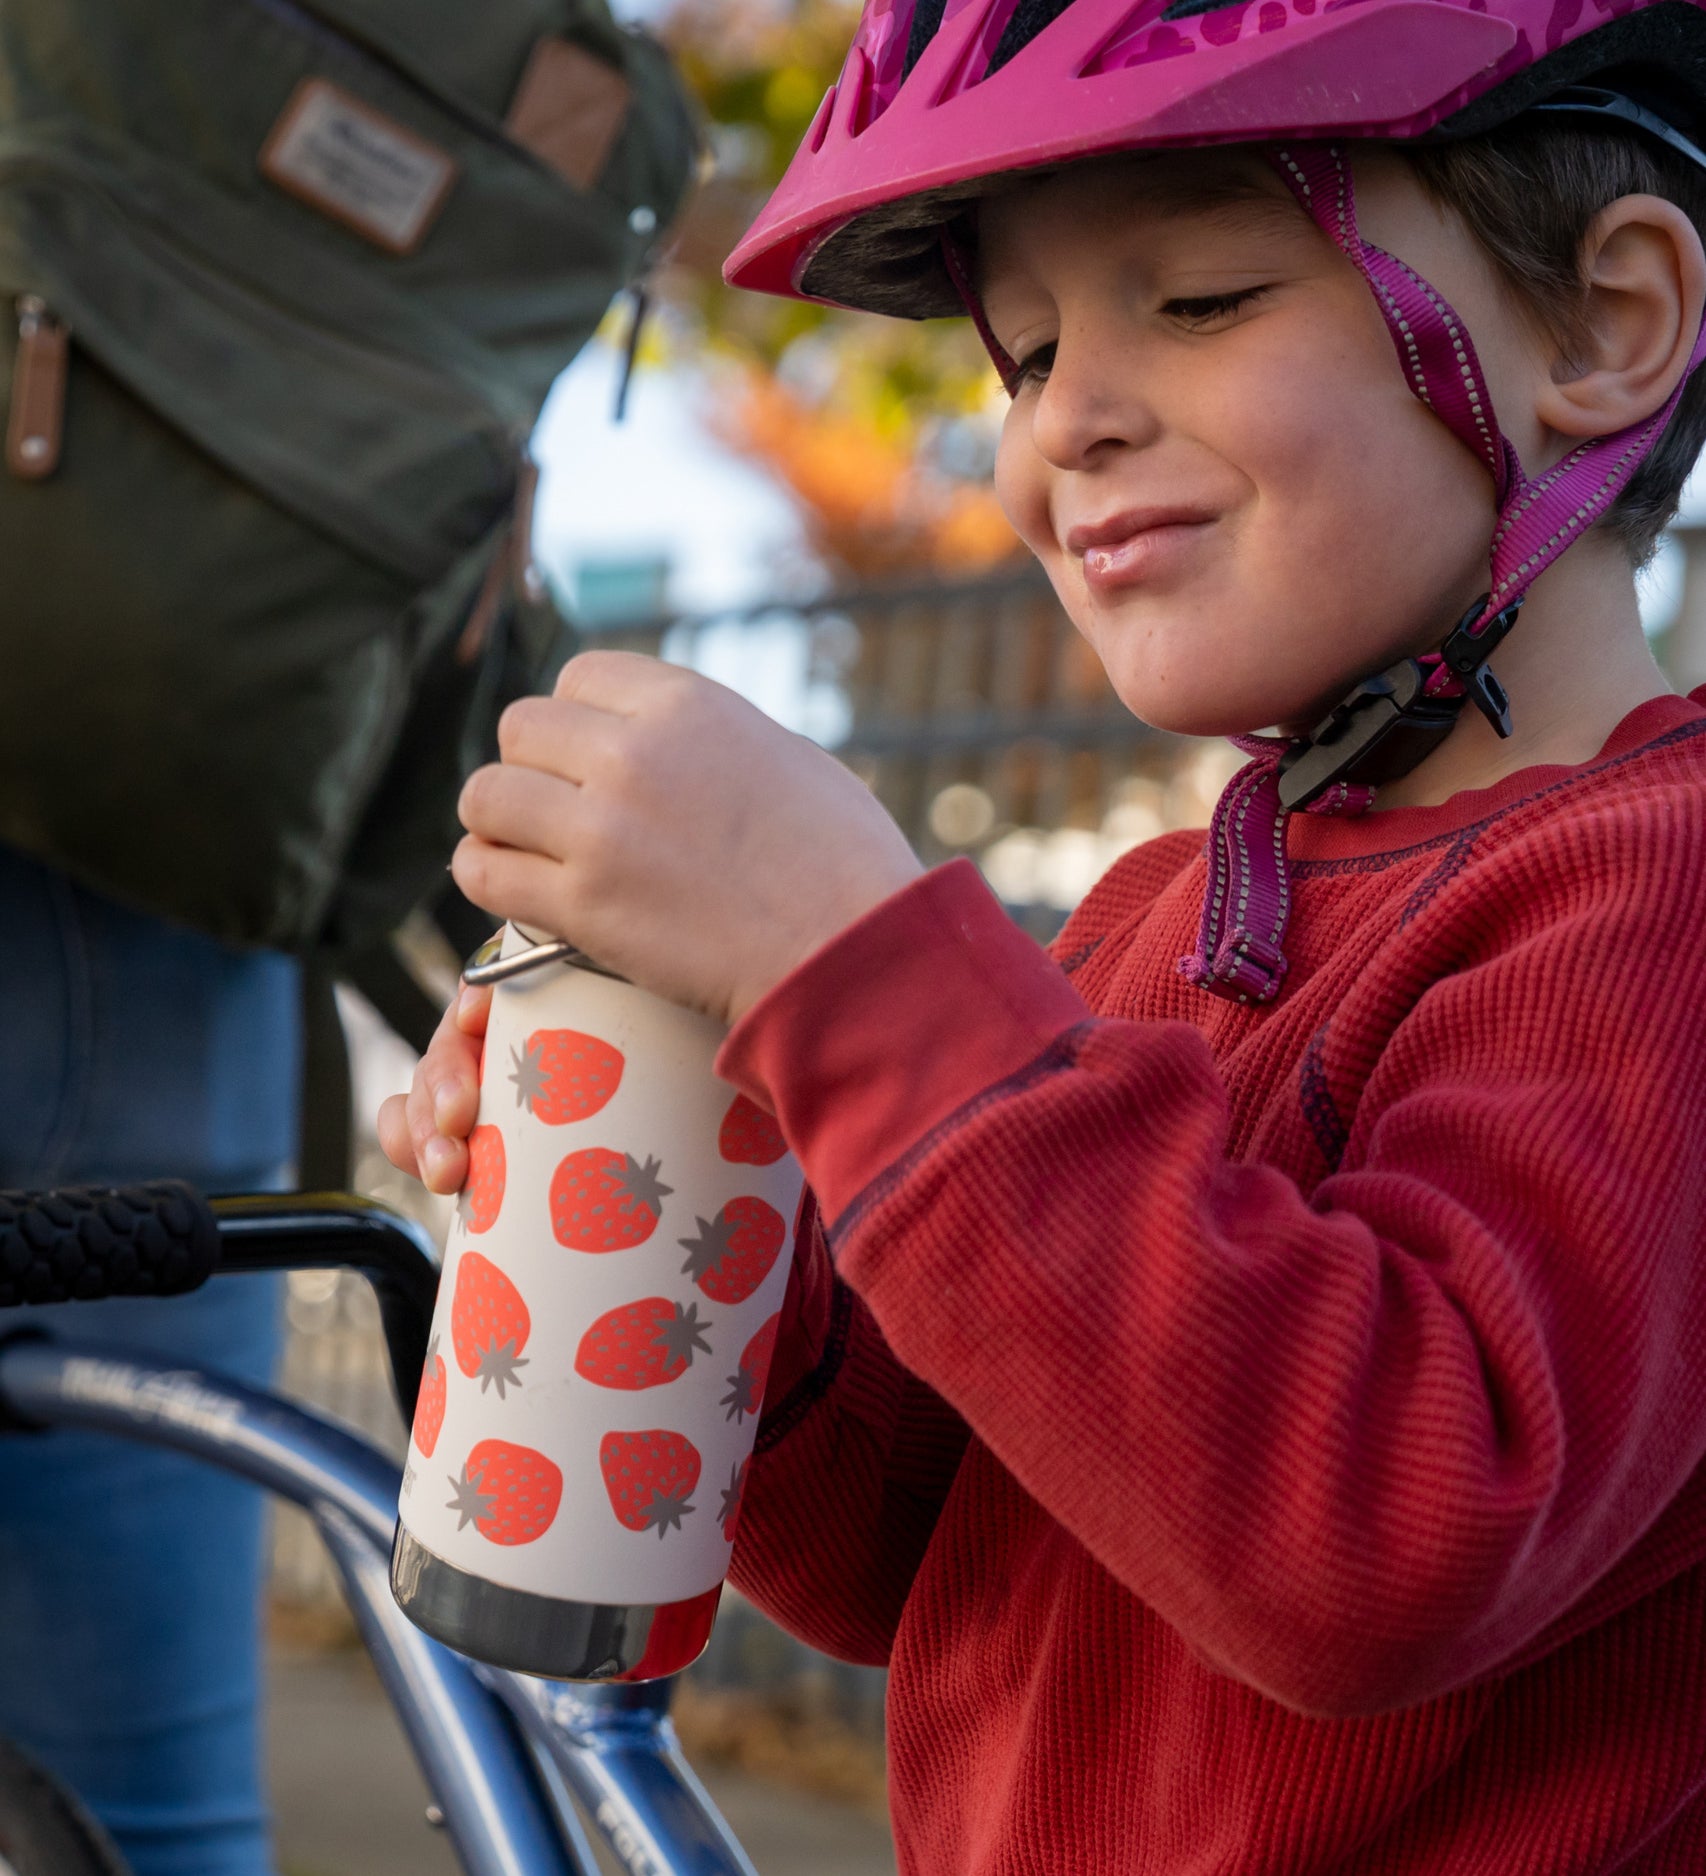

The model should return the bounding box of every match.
[994,404,1054,544]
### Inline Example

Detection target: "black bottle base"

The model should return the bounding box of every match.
[390,1526,722,1682]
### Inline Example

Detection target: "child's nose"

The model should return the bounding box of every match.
[1029,336,1163,471]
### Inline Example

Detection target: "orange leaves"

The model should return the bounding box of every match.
[719,371,1023,579]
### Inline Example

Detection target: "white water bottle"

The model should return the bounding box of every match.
[391,923,803,1680]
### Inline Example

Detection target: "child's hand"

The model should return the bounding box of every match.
[451,651,923,1027]
[376,980,491,1193]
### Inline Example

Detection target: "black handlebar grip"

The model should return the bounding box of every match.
[0,1183,221,1308]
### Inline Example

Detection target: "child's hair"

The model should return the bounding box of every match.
[1405,121,1706,566]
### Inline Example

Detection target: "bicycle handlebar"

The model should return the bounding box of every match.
[0,1183,222,1306]
[0,1186,440,1425]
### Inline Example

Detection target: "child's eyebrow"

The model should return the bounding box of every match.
[1127,172,1304,237]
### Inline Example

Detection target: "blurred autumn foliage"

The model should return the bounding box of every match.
[654,0,1026,580]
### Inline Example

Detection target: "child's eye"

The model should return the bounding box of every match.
[1162,287,1271,327]
[1009,340,1057,391]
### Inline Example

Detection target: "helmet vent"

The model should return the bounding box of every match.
[903,0,951,78]
[986,0,1082,75]
[1160,0,1244,16]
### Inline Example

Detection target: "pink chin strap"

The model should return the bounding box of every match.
[948,143,1706,1005]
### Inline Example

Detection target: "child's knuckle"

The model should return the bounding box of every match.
[458,765,497,825]
[452,839,492,904]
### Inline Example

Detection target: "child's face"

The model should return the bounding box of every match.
[983,149,1547,737]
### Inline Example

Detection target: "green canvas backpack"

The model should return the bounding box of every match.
[0,0,698,953]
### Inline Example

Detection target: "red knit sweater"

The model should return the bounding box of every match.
[715,687,1706,1875]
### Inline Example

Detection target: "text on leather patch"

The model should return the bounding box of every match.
[260,78,458,254]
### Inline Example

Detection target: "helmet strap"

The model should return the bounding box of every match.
[1173,143,1706,1007]
[940,231,1020,390]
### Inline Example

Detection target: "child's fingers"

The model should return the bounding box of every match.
[418,996,484,1141]
[376,1092,419,1178]
[452,834,577,935]
[375,990,486,1193]
[455,979,492,1035]
[405,1062,469,1194]
[420,1132,469,1193]
[381,1077,466,1191]
[495,694,622,784]
[553,647,665,714]
[458,761,582,862]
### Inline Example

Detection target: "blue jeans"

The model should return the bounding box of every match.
[0,846,300,1876]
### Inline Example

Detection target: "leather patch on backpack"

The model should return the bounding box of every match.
[260,78,459,254]
[505,38,632,191]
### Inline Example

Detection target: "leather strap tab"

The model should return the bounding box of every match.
[7,297,66,481]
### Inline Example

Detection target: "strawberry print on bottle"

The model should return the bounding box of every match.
[447,1439,563,1546]
[718,1458,748,1544]
[717,1093,787,1167]
[720,1312,779,1424]
[394,926,805,1637]
[679,1197,784,1305]
[551,1147,672,1252]
[451,1251,530,1398]
[509,1029,623,1124]
[576,1298,712,1391]
[459,1124,506,1234]
[600,1428,701,1539]
[413,1336,447,1457]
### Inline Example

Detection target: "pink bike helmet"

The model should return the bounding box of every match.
[726,0,1706,1006]
[727,0,1706,314]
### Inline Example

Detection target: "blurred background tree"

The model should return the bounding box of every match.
[650,0,1026,580]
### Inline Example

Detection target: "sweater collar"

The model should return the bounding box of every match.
[1282,686,1706,863]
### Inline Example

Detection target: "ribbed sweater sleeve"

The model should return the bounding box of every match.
[726,1190,971,1664]
[717,811,1706,1717]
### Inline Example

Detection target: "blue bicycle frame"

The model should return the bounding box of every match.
[0,1196,761,1876]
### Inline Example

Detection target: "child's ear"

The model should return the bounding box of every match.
[1537,193,1706,444]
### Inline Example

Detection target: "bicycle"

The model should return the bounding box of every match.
[0,1182,759,1876]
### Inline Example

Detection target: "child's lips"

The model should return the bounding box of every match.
[1065,506,1218,594]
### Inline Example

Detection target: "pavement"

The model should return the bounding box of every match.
[268,1647,899,1876]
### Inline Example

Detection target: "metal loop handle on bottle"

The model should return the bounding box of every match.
[461,933,627,988]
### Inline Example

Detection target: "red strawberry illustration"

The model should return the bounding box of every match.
[679,1197,785,1305]
[451,1251,530,1399]
[576,1297,712,1392]
[551,1148,673,1252]
[509,1029,623,1124]
[412,1336,447,1457]
[717,1093,787,1167]
[446,1439,562,1546]
[599,1428,701,1539]
[719,1458,748,1543]
[458,1125,506,1234]
[720,1312,780,1423]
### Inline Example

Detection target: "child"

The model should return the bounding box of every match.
[382,3,1706,1866]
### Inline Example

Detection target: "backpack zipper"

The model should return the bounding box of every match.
[7,294,67,480]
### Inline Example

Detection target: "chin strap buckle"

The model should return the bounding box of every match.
[1434,596,1522,739]
[1276,594,1522,812]
[1463,663,1513,738]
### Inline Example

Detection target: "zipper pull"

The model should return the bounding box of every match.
[7,295,68,481]
[612,284,649,424]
